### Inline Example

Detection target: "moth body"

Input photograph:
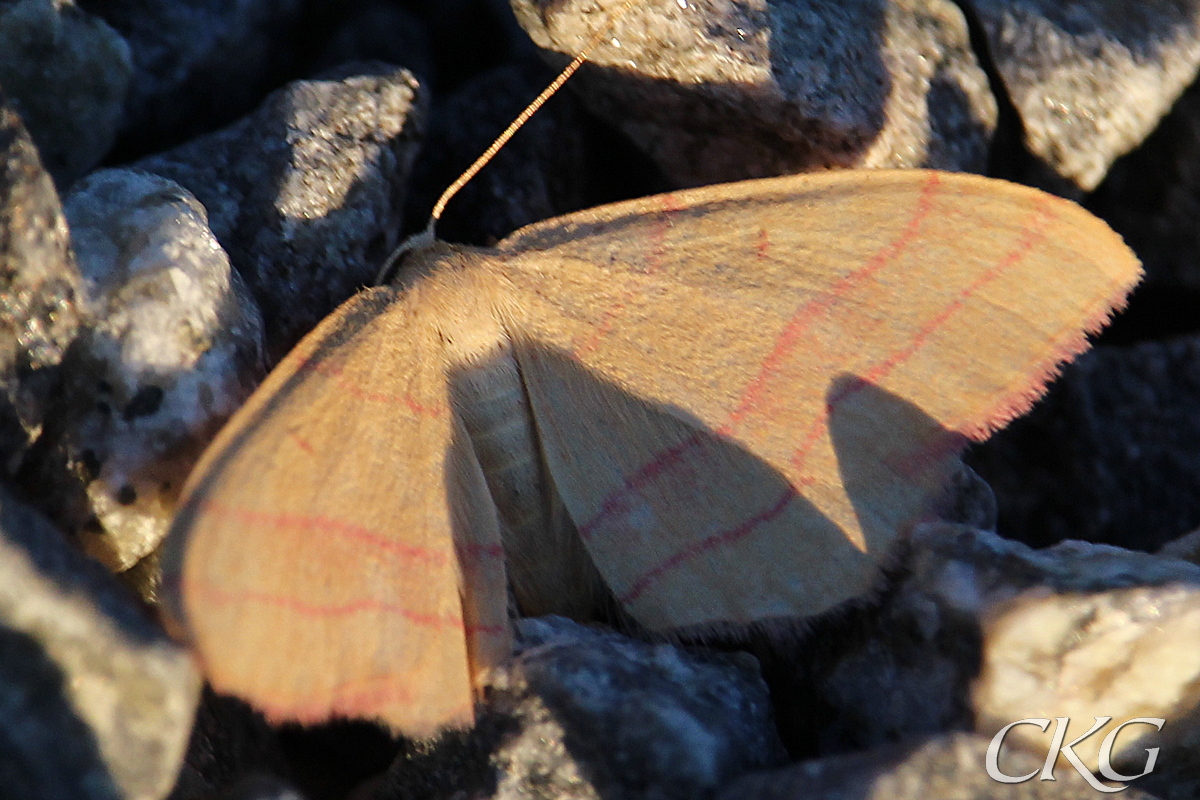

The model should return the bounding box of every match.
[163,169,1142,737]
[402,244,609,620]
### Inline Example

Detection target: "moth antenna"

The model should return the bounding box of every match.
[375,226,436,285]
[375,0,640,285]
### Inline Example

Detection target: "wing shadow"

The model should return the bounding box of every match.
[447,345,970,633]
[444,348,980,795]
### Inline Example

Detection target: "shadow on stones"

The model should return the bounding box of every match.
[0,626,122,799]
[523,0,892,187]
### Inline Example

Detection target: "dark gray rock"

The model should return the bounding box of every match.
[718,732,1161,799]
[166,690,292,800]
[0,91,81,471]
[377,616,786,800]
[75,0,304,159]
[0,0,132,188]
[931,461,998,531]
[311,0,434,84]
[220,774,305,800]
[760,559,980,757]
[136,64,425,359]
[410,0,536,81]
[965,0,1200,192]
[511,0,997,187]
[0,484,200,800]
[1088,76,1200,297]
[966,337,1200,553]
[26,169,264,574]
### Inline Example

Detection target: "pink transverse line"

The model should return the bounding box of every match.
[195,501,504,565]
[618,486,797,603]
[295,356,446,417]
[721,172,944,433]
[788,195,1055,474]
[593,183,1063,603]
[189,579,507,635]
[578,172,944,541]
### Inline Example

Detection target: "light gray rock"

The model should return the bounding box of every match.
[136,64,426,359]
[770,521,1200,781]
[0,91,81,470]
[0,484,200,800]
[37,169,264,573]
[965,0,1200,192]
[511,0,997,187]
[907,523,1200,788]
[0,625,122,800]
[0,0,132,187]
[717,732,1161,799]
[378,616,785,800]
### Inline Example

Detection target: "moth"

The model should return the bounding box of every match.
[161,168,1141,737]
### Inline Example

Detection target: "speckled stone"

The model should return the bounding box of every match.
[511,0,997,187]
[1088,76,1200,294]
[75,0,304,159]
[965,0,1200,192]
[718,732,1161,799]
[761,520,1200,779]
[136,63,426,359]
[912,523,1200,793]
[33,169,264,573]
[0,484,200,800]
[0,91,81,469]
[376,616,785,800]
